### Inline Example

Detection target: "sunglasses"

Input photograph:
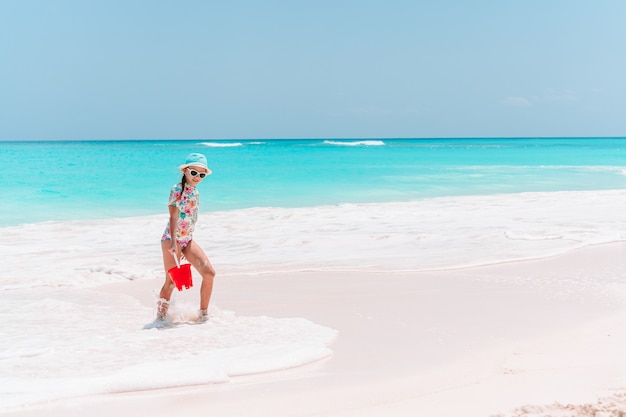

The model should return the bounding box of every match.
[187,168,207,178]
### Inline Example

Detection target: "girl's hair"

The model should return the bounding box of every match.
[179,173,187,201]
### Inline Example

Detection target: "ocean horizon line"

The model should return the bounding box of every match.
[2,136,626,143]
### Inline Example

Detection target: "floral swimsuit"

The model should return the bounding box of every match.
[161,183,200,250]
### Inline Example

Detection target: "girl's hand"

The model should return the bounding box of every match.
[168,241,178,256]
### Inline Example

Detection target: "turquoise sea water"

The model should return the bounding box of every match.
[2,137,626,226]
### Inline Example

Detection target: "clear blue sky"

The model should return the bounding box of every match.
[1,0,625,140]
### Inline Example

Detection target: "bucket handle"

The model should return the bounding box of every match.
[171,251,181,269]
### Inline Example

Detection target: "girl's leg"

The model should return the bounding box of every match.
[182,240,216,311]
[157,240,178,319]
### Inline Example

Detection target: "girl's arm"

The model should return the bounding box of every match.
[167,204,179,255]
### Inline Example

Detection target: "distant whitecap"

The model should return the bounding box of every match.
[323,140,385,147]
[199,142,243,147]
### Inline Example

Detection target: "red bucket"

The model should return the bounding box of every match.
[168,263,193,291]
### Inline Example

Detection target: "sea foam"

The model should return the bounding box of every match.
[0,289,337,411]
[2,190,626,291]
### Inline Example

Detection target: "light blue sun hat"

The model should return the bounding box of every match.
[178,153,212,175]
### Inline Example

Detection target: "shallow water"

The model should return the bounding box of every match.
[2,137,626,226]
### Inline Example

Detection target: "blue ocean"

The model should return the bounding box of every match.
[2,137,626,226]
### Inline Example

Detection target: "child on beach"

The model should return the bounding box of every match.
[157,153,216,322]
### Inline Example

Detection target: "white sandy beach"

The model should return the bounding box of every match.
[3,190,626,416]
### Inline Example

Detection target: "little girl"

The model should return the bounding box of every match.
[157,153,216,322]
